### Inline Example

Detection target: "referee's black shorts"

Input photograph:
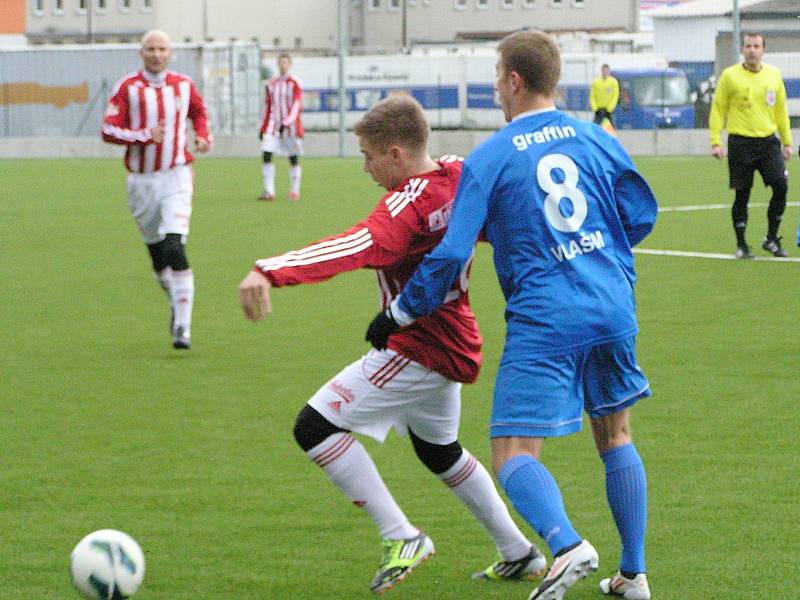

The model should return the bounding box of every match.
[727,134,786,190]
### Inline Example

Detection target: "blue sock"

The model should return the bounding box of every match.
[602,443,647,574]
[498,454,581,556]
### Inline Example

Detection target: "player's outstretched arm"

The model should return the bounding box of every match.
[239,270,273,321]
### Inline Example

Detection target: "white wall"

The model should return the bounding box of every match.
[653,16,729,62]
[7,129,798,160]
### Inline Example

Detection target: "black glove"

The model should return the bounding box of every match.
[279,125,286,135]
[259,131,263,141]
[365,309,400,350]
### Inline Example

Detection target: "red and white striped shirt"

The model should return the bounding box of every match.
[259,74,304,138]
[254,158,482,384]
[102,70,211,173]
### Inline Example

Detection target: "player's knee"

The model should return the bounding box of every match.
[771,177,788,198]
[289,155,299,166]
[262,151,273,163]
[409,429,463,475]
[146,240,169,273]
[293,405,346,452]
[162,233,189,271]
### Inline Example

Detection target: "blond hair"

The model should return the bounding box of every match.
[354,95,429,153]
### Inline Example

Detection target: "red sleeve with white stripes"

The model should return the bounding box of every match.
[101,78,153,146]
[254,213,415,287]
[259,83,271,135]
[284,78,302,127]
[187,81,211,143]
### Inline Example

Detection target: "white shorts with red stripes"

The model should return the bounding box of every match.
[307,348,461,445]
[126,165,193,244]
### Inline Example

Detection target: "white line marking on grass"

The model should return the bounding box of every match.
[633,248,800,262]
[659,201,800,213]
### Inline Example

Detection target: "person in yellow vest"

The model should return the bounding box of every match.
[590,64,619,126]
[709,32,792,259]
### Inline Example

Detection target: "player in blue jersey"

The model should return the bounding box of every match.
[365,31,657,600]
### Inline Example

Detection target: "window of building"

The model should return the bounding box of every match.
[119,0,131,10]
[369,0,381,9]
[33,0,45,16]
[476,0,488,9]
[96,0,107,11]
[454,0,467,9]
[76,0,87,14]
[272,36,281,47]
[572,0,584,6]
[54,0,65,14]
[501,0,514,8]
[523,0,535,7]
[294,36,302,48]
[140,0,152,11]
[388,0,400,10]
[549,0,562,6]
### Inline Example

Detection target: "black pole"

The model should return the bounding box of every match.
[401,0,407,50]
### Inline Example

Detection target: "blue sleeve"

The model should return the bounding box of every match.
[614,166,658,248]
[397,163,489,318]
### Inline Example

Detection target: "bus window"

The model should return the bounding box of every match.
[631,75,690,107]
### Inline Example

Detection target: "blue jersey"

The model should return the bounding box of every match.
[397,108,658,356]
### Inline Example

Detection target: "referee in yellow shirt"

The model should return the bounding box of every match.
[590,64,619,126]
[709,32,792,258]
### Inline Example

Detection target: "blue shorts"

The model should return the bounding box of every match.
[490,336,650,439]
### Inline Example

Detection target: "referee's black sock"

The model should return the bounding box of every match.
[767,179,788,240]
[732,188,750,247]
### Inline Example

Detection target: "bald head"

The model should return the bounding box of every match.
[140,30,172,75]
[142,29,171,48]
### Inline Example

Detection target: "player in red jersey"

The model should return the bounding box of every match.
[257,53,304,202]
[239,96,546,594]
[102,29,211,350]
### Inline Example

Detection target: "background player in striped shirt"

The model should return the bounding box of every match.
[102,29,211,349]
[240,95,547,594]
[258,53,304,202]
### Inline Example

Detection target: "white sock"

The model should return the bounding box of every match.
[308,432,418,540]
[289,165,302,195]
[169,268,194,338]
[439,449,531,560]
[156,267,172,296]
[262,163,275,195]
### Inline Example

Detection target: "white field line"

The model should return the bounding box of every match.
[633,248,800,262]
[636,201,800,262]
[658,201,800,213]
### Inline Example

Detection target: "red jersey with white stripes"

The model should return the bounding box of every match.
[102,70,211,173]
[259,74,304,138]
[255,157,482,384]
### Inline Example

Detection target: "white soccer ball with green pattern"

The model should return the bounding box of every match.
[70,529,145,599]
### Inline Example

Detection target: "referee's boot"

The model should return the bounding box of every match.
[761,236,788,257]
[735,243,754,259]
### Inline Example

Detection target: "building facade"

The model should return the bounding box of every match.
[354,0,640,51]
[24,0,638,51]
[24,0,339,49]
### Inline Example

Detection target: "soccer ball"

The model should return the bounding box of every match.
[70,529,145,599]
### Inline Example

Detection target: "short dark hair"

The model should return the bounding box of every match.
[742,32,765,48]
[497,31,561,97]
[601,63,610,69]
[278,53,292,62]
[354,94,429,153]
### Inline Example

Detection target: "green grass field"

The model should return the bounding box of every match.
[1,155,798,599]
